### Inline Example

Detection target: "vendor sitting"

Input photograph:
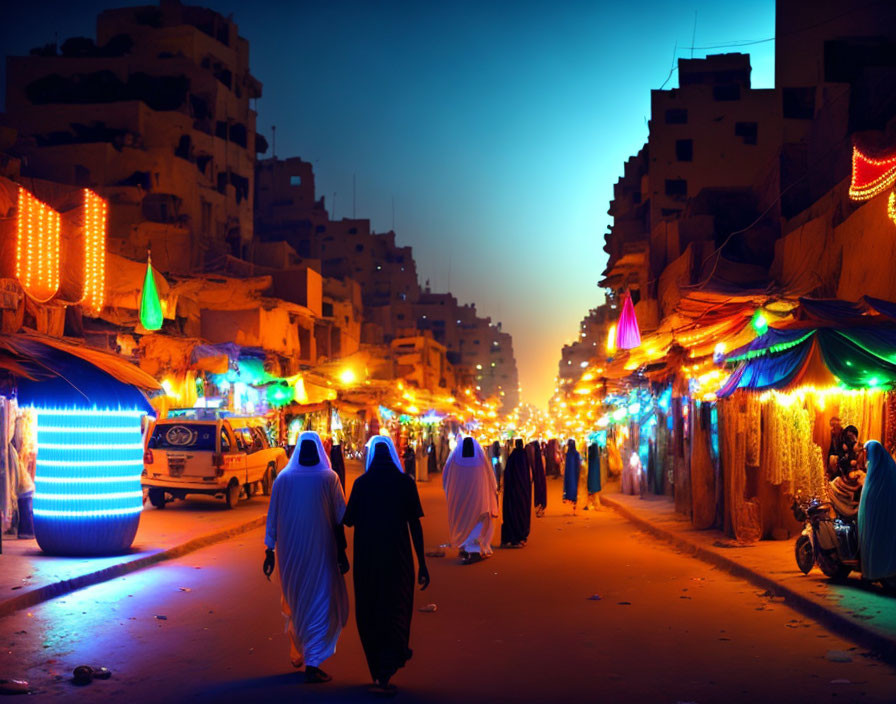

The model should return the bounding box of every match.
[826,416,846,481]
[827,424,866,518]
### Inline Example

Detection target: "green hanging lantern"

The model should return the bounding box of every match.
[750,309,769,335]
[139,254,163,331]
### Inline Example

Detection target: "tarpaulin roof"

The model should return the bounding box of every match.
[720,300,896,396]
[0,334,155,412]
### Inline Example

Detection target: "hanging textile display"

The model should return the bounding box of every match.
[690,402,716,530]
[615,291,641,350]
[139,255,163,331]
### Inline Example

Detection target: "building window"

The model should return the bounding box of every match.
[665,179,687,197]
[734,121,758,145]
[675,139,693,162]
[782,87,815,119]
[355,244,364,253]
[712,84,741,101]
[290,175,302,186]
[665,108,687,124]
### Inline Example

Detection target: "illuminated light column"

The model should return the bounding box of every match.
[32,408,146,556]
[16,187,61,302]
[82,189,107,314]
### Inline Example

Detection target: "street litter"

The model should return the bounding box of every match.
[419,604,438,612]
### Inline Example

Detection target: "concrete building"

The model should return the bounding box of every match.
[3,0,263,273]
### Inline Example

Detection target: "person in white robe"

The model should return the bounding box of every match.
[442,436,498,564]
[263,431,349,683]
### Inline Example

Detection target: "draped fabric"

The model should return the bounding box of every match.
[343,440,424,683]
[442,438,497,555]
[265,432,348,668]
[858,441,896,581]
[501,446,531,545]
[528,441,547,509]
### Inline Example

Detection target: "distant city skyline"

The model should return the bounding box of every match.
[0,0,776,406]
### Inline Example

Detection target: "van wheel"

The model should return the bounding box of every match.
[148,488,166,509]
[244,481,256,499]
[262,465,275,496]
[225,480,241,509]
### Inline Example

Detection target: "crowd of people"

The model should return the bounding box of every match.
[262,429,603,693]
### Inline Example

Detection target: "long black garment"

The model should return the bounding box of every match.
[528,440,547,510]
[403,447,417,479]
[330,443,346,490]
[501,444,532,545]
[343,454,424,683]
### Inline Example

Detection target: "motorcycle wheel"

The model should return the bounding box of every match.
[795,535,814,575]
[819,555,851,581]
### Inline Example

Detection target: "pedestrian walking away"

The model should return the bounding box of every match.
[403,442,417,480]
[528,439,547,517]
[563,439,582,515]
[585,439,602,511]
[263,431,350,684]
[501,438,532,547]
[330,442,347,491]
[343,435,430,695]
[443,436,498,564]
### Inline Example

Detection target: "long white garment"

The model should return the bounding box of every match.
[442,437,498,555]
[265,431,348,667]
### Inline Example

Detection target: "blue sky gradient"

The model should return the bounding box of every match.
[1,0,775,405]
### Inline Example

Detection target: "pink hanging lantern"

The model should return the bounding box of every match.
[615,291,641,350]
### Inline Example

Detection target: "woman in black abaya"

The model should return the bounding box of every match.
[501,438,532,547]
[528,440,547,517]
[343,436,430,694]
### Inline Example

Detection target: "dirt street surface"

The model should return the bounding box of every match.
[2,466,895,703]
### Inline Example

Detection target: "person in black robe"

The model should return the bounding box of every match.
[501,438,532,547]
[544,438,560,478]
[329,443,346,490]
[528,440,547,517]
[403,444,417,479]
[490,440,503,490]
[427,440,438,478]
[342,440,430,694]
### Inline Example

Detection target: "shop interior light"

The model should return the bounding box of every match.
[606,325,617,353]
[339,368,357,384]
[16,186,61,302]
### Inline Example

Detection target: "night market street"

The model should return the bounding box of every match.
[3,464,896,704]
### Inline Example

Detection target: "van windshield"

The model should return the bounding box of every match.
[148,423,217,451]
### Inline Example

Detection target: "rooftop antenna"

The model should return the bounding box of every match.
[391,196,395,231]
[352,173,356,218]
[332,192,337,220]
[690,10,697,58]
[271,125,276,158]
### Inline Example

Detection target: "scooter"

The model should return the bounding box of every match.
[792,495,896,592]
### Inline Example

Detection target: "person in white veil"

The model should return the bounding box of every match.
[443,435,498,564]
[263,431,349,684]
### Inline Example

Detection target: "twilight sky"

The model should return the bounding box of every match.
[1,0,775,406]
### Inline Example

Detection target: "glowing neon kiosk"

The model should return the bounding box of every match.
[15,343,154,556]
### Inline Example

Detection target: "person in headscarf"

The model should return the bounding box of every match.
[427,439,438,479]
[343,435,430,694]
[858,440,896,583]
[528,439,547,517]
[501,438,532,547]
[490,440,503,491]
[827,425,864,518]
[329,442,347,491]
[585,440,602,511]
[403,442,417,480]
[415,433,429,482]
[545,439,560,479]
[443,436,498,564]
[263,431,349,684]
[563,439,582,515]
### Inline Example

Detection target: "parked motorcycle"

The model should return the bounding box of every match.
[792,494,896,592]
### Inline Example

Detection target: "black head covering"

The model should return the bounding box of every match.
[568,439,576,451]
[515,438,524,450]
[462,437,475,457]
[370,441,400,471]
[299,438,320,466]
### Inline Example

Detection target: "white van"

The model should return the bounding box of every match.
[142,412,288,509]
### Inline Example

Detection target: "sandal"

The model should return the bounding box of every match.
[304,666,332,684]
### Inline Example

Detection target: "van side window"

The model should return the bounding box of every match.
[233,429,248,452]
[220,429,231,452]
[250,427,268,450]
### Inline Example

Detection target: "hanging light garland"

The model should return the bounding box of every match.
[16,187,61,302]
[82,189,107,315]
[849,144,896,226]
